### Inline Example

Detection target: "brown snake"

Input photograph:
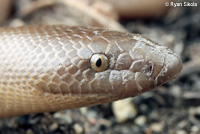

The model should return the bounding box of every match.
[0,25,182,118]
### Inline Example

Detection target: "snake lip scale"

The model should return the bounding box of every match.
[0,25,182,118]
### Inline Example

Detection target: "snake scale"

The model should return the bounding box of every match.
[0,25,182,118]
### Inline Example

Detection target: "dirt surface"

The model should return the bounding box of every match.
[0,0,200,134]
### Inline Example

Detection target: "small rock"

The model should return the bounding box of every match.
[191,125,200,132]
[189,106,200,116]
[170,85,182,98]
[80,107,88,115]
[99,118,111,127]
[88,117,97,125]
[196,106,200,115]
[176,130,187,134]
[9,19,25,27]
[150,122,164,133]
[112,98,137,123]
[139,104,148,114]
[53,112,72,124]
[73,123,83,134]
[26,129,34,134]
[87,110,98,125]
[189,107,196,115]
[49,123,58,131]
[135,115,146,126]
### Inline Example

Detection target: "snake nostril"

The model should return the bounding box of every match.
[147,63,154,74]
[141,62,154,76]
[130,60,154,76]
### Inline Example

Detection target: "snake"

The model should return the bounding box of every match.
[0,25,182,118]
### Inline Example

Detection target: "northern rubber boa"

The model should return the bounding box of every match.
[0,25,182,118]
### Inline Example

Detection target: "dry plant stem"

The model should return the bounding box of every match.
[19,0,56,17]
[0,0,12,24]
[59,0,127,32]
[183,92,200,99]
[180,60,200,77]
[18,0,126,32]
[107,0,171,18]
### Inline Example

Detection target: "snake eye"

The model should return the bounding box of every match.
[90,54,109,72]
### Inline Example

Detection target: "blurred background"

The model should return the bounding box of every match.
[0,0,199,134]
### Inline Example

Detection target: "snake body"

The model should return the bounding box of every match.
[0,25,182,118]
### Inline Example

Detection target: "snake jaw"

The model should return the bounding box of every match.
[155,52,182,86]
[105,35,182,98]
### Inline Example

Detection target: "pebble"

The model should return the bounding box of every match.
[135,115,146,126]
[49,122,58,131]
[176,130,187,134]
[191,125,200,132]
[170,85,182,98]
[139,104,148,114]
[189,106,200,116]
[150,122,164,133]
[99,118,111,127]
[26,129,34,134]
[53,112,73,124]
[189,107,196,115]
[80,107,88,115]
[73,123,83,134]
[196,106,200,115]
[112,98,137,123]
[86,110,98,125]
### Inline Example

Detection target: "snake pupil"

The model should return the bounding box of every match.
[90,54,108,72]
[96,58,102,67]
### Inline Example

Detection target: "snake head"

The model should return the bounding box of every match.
[80,29,182,99]
[0,25,183,117]
[24,26,182,106]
